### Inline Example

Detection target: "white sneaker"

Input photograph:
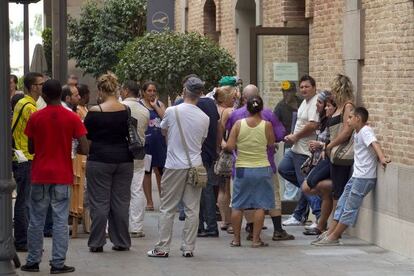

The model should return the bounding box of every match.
[305,222,318,230]
[282,216,304,226]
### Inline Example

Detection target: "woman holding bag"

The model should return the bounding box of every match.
[214,85,237,233]
[325,74,355,207]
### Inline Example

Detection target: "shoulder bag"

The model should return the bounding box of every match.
[214,109,233,176]
[174,107,207,188]
[330,102,354,166]
[124,105,145,160]
[214,151,233,176]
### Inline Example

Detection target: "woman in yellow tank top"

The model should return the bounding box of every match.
[224,96,275,248]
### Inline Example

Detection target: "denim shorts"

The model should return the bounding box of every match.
[333,177,376,226]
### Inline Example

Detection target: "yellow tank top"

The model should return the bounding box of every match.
[235,119,270,168]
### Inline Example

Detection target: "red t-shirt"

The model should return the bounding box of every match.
[25,105,87,184]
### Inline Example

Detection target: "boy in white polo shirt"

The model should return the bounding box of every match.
[313,107,390,246]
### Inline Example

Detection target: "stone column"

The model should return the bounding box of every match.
[44,0,52,28]
[0,0,18,275]
[52,0,68,83]
[343,0,364,105]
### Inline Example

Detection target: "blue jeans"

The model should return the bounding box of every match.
[43,205,53,235]
[27,184,70,268]
[334,177,376,226]
[12,161,31,248]
[278,150,321,221]
[198,163,218,232]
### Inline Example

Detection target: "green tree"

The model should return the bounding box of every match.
[33,14,43,36]
[10,20,23,41]
[116,32,237,99]
[68,0,146,77]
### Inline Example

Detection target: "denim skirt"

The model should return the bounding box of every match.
[231,167,275,210]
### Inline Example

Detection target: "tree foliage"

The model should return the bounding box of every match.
[68,0,146,77]
[116,32,237,98]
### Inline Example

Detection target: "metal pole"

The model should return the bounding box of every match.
[0,0,18,275]
[24,3,30,74]
[52,0,67,83]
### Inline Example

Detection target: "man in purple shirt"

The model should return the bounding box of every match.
[226,84,294,241]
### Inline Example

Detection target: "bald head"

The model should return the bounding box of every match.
[242,84,259,104]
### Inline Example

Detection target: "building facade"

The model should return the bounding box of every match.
[174,0,414,257]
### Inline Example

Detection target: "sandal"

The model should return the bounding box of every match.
[220,224,229,231]
[230,241,241,247]
[303,228,322,236]
[251,241,269,248]
[145,206,155,211]
[226,225,234,234]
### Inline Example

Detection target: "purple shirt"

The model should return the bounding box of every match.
[226,106,286,173]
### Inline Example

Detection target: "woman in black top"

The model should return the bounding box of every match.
[84,72,133,252]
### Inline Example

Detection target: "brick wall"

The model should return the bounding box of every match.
[175,0,414,165]
[360,0,414,166]
[308,0,344,90]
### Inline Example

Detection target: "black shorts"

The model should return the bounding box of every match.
[330,162,352,200]
[144,166,164,175]
[306,158,331,189]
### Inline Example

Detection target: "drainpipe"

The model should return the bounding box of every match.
[343,0,364,105]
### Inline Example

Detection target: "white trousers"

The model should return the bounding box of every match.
[129,161,146,232]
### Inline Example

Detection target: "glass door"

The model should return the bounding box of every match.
[250,28,309,213]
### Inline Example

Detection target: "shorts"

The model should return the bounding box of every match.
[306,158,331,189]
[145,166,164,175]
[330,163,352,200]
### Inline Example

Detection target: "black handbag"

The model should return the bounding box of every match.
[124,105,145,160]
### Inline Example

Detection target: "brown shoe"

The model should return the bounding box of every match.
[272,230,295,241]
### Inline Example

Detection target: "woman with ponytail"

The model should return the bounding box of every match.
[224,95,275,248]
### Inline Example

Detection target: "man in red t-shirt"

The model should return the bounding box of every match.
[21,79,88,274]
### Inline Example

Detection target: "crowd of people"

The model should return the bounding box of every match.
[9,71,389,274]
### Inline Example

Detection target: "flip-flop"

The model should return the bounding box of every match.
[251,241,269,248]
[220,225,229,231]
[226,225,234,234]
[230,241,241,247]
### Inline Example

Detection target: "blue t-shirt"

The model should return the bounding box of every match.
[175,97,219,166]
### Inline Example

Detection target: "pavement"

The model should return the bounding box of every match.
[15,183,414,276]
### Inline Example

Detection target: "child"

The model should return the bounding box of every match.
[312,106,390,246]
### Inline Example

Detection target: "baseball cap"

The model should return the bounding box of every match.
[184,77,205,94]
[280,81,296,92]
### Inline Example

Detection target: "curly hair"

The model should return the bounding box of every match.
[331,74,354,107]
[97,72,118,95]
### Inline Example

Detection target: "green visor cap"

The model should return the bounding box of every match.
[219,76,237,87]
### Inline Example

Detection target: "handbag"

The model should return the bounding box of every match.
[124,105,145,160]
[214,151,233,176]
[329,102,355,166]
[330,135,354,166]
[300,155,315,175]
[174,107,207,188]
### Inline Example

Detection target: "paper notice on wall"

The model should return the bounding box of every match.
[273,63,299,81]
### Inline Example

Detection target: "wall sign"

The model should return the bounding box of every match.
[273,62,299,81]
[147,0,175,32]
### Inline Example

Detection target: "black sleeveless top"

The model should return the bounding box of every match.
[84,110,133,163]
